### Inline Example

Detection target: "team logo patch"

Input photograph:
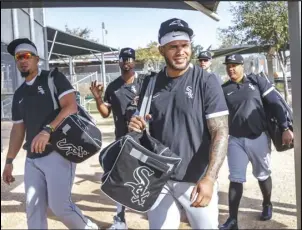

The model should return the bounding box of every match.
[124,166,154,207]
[169,19,184,27]
[228,55,236,61]
[37,86,45,94]
[249,83,255,91]
[185,86,193,99]
[57,138,90,158]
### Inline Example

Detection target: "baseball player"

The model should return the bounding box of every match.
[198,51,223,85]
[220,54,294,229]
[128,18,229,229]
[90,48,144,229]
[2,38,99,229]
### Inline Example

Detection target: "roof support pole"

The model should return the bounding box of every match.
[48,30,58,61]
[69,56,73,82]
[89,51,103,82]
[101,52,106,88]
[288,1,301,229]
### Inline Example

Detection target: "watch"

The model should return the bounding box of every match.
[283,127,290,132]
[43,124,54,134]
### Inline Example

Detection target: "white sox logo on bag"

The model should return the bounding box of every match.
[124,166,154,207]
[57,138,89,158]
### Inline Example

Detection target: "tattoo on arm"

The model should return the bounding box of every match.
[205,115,229,181]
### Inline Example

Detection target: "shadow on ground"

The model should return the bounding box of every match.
[1,172,295,229]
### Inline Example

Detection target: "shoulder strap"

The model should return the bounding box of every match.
[139,73,158,117]
[47,68,59,110]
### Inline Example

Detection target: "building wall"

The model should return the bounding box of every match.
[1,8,48,95]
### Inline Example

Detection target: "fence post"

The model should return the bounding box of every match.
[1,101,4,118]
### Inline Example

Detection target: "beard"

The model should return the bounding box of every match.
[20,71,30,78]
[164,56,190,71]
[121,64,133,73]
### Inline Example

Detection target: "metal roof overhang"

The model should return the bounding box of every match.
[46,26,118,60]
[209,44,290,59]
[1,1,220,21]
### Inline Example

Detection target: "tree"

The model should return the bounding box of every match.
[64,25,99,43]
[136,41,164,71]
[218,1,290,102]
[191,43,203,59]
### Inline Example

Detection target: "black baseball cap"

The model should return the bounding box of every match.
[158,18,194,43]
[198,51,212,60]
[119,47,135,60]
[7,38,37,56]
[223,54,244,65]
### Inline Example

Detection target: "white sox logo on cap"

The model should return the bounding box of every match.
[123,49,132,55]
[228,55,236,61]
[169,19,184,27]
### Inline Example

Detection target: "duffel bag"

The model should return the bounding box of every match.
[100,130,181,212]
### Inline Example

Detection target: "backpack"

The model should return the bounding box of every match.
[248,73,293,152]
[99,73,182,212]
[46,68,103,163]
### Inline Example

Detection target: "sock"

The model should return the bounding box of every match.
[258,176,272,206]
[116,203,126,222]
[229,182,243,220]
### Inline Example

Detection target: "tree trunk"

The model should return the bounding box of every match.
[277,52,289,102]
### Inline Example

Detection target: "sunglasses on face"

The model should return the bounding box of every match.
[119,57,134,63]
[199,59,209,62]
[15,52,36,61]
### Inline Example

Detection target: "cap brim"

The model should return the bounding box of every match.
[199,57,211,60]
[7,38,33,56]
[223,62,243,65]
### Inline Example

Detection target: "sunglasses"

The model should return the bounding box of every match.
[199,59,209,62]
[119,57,134,63]
[15,52,36,61]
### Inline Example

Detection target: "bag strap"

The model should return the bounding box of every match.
[47,69,60,110]
[139,73,158,117]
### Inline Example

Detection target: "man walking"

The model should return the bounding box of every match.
[2,38,98,229]
[198,51,223,84]
[90,48,143,229]
[128,18,229,229]
[220,54,294,229]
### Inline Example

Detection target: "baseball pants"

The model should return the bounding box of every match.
[24,151,98,229]
[147,180,219,229]
[227,132,272,183]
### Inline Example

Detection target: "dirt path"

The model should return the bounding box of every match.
[1,118,297,229]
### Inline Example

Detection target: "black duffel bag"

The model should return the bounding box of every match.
[47,69,102,163]
[249,73,294,152]
[100,131,181,212]
[50,113,102,163]
[99,73,182,212]
[263,87,294,152]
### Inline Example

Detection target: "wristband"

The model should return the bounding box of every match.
[43,124,54,134]
[6,158,14,165]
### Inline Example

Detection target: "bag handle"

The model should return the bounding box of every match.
[139,74,158,117]
[129,148,173,174]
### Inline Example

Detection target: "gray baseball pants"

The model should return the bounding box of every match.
[227,132,272,183]
[24,151,98,229]
[147,180,219,229]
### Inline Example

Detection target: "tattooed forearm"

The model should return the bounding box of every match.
[205,115,229,181]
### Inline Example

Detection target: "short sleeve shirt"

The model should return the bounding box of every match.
[11,69,75,158]
[222,74,274,138]
[104,76,142,139]
[138,65,229,183]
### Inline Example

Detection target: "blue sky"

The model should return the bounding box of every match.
[45,2,234,50]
